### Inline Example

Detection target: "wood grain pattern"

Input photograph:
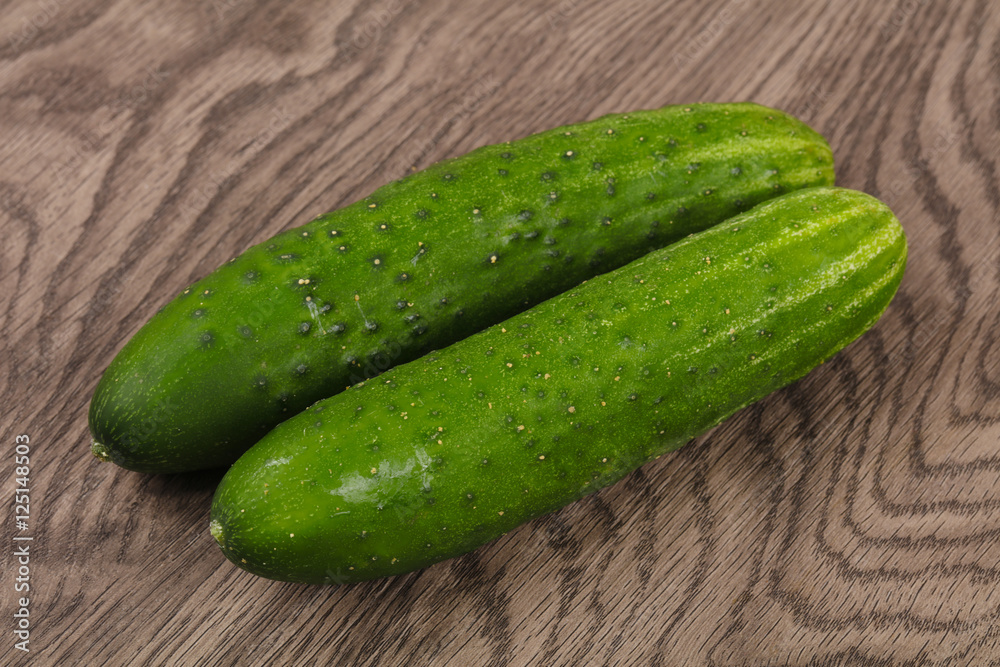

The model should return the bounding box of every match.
[2,0,998,664]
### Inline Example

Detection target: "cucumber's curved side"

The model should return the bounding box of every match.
[90,103,834,473]
[210,187,907,584]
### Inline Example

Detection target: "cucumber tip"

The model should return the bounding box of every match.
[209,519,225,548]
[91,440,111,462]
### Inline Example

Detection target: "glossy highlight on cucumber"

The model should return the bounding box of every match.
[89,102,833,473]
[210,187,907,584]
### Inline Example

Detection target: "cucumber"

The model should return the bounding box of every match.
[89,103,833,473]
[209,186,907,584]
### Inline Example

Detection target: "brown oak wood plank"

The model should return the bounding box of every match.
[2,0,998,664]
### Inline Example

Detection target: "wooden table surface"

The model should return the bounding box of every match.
[3,0,998,664]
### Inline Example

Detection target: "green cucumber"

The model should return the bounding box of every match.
[90,102,833,473]
[210,186,907,584]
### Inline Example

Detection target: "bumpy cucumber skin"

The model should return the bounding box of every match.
[210,187,907,584]
[90,103,834,473]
